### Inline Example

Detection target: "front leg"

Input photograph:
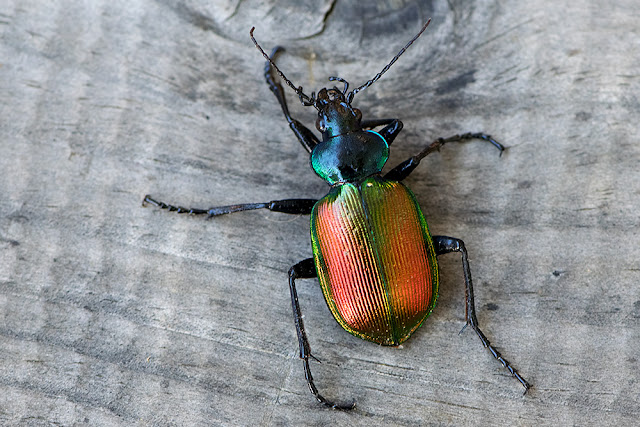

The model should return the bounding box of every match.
[265,48,320,154]
[384,133,504,181]
[143,195,317,216]
[432,235,531,393]
[361,118,404,145]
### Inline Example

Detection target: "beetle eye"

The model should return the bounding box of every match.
[353,108,362,122]
[316,117,326,132]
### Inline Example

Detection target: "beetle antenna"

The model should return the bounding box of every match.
[250,27,316,106]
[347,19,431,103]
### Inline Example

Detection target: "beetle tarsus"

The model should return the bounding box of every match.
[432,235,530,393]
[470,323,531,392]
[304,359,356,410]
[142,195,210,214]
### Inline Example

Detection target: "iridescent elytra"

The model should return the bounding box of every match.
[143,20,530,409]
[311,176,438,346]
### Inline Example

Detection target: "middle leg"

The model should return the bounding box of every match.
[384,133,505,181]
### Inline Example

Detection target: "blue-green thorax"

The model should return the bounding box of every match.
[311,89,389,185]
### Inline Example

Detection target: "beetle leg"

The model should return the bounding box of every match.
[432,235,531,393]
[383,132,505,181]
[265,48,320,154]
[361,119,404,145]
[143,195,317,216]
[289,258,356,410]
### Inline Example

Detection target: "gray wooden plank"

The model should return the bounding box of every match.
[1,0,638,425]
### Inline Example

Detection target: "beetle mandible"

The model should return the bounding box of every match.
[143,20,530,409]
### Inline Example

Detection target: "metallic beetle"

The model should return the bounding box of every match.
[143,20,530,409]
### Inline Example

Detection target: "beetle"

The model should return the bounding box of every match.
[143,20,530,409]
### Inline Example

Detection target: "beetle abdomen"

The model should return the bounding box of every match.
[310,176,438,345]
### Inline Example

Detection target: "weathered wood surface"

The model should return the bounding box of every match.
[1,0,638,425]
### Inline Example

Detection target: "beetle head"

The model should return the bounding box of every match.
[314,87,362,138]
[250,19,430,134]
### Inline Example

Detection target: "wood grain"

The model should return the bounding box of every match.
[1,0,638,425]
